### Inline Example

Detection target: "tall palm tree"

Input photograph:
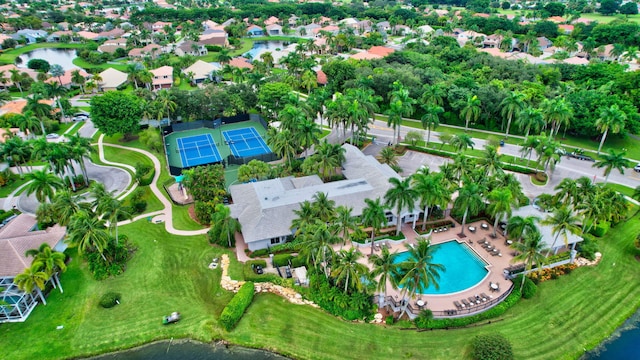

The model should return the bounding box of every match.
[296,118,321,157]
[333,205,357,245]
[460,94,481,132]
[554,178,579,208]
[506,215,539,243]
[311,141,345,181]
[541,98,573,139]
[541,207,581,256]
[154,89,177,122]
[420,104,443,147]
[267,128,296,169]
[332,248,368,293]
[500,91,526,138]
[25,94,52,135]
[0,135,31,175]
[9,68,24,96]
[291,200,318,235]
[52,189,89,226]
[67,135,95,186]
[454,181,486,237]
[211,204,241,247]
[24,166,64,203]
[487,188,517,238]
[384,177,417,236]
[17,111,42,138]
[71,69,85,93]
[412,172,450,231]
[299,223,338,277]
[370,246,399,308]
[482,145,503,177]
[49,64,65,86]
[593,149,629,184]
[66,210,110,260]
[377,146,398,167]
[396,237,445,318]
[386,82,415,144]
[311,191,336,223]
[25,243,66,293]
[97,196,132,244]
[450,133,475,152]
[512,230,547,291]
[362,197,388,256]
[595,104,626,154]
[516,107,545,141]
[15,261,49,305]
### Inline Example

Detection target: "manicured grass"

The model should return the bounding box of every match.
[0,43,86,64]
[123,185,164,214]
[55,122,76,135]
[101,145,154,175]
[172,204,206,231]
[0,175,29,197]
[580,13,640,24]
[0,220,240,360]
[602,182,636,197]
[63,121,84,137]
[72,57,129,72]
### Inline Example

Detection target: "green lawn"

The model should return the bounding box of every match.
[603,182,636,197]
[0,175,29,197]
[63,122,84,137]
[172,203,206,231]
[72,57,129,72]
[1,213,639,359]
[0,43,86,64]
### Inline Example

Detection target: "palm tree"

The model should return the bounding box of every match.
[24,166,64,203]
[15,262,49,305]
[0,135,31,175]
[49,64,65,86]
[554,178,579,208]
[420,104,443,147]
[67,135,95,186]
[154,89,177,122]
[332,248,368,293]
[17,111,42,137]
[70,69,85,93]
[296,119,321,157]
[52,189,89,226]
[377,146,398,167]
[333,205,357,245]
[25,243,66,293]
[25,94,52,135]
[370,246,399,308]
[218,48,232,64]
[500,91,526,138]
[482,145,503,177]
[311,191,336,223]
[267,128,296,169]
[512,230,547,291]
[396,237,445,318]
[310,141,345,181]
[211,204,241,247]
[593,149,629,184]
[384,177,417,236]
[299,223,338,277]
[386,82,415,144]
[506,215,539,243]
[450,133,475,152]
[460,95,481,132]
[487,188,517,238]
[291,200,318,235]
[595,104,626,154]
[9,68,24,95]
[300,70,317,94]
[454,181,486,237]
[66,210,110,260]
[44,82,68,122]
[541,207,581,256]
[362,197,388,256]
[412,172,450,231]
[541,98,573,138]
[516,107,545,141]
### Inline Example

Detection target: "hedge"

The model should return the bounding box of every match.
[99,292,121,309]
[415,287,522,329]
[138,168,155,186]
[471,334,514,360]
[220,282,255,331]
[273,254,293,267]
[590,221,611,237]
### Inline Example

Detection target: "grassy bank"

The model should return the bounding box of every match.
[1,211,639,359]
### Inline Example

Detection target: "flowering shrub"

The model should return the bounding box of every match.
[528,264,577,284]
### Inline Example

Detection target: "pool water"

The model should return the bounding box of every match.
[394,241,488,295]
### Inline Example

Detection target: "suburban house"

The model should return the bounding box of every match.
[128,43,163,58]
[265,24,282,36]
[76,31,99,41]
[14,29,48,44]
[264,16,281,26]
[46,30,73,42]
[295,24,320,37]
[150,66,173,90]
[175,40,208,57]
[152,21,172,33]
[0,214,67,323]
[98,37,128,54]
[183,60,220,84]
[350,46,395,60]
[46,69,89,88]
[246,25,263,36]
[228,57,254,70]
[0,99,55,116]
[96,28,125,40]
[229,144,419,251]
[98,67,128,91]
[199,29,228,46]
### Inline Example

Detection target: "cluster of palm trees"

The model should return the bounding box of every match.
[15,243,66,306]
[290,191,445,319]
[1,135,94,194]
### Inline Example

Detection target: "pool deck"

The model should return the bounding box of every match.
[354,219,516,316]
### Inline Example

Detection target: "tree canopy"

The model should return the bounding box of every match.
[90,92,143,137]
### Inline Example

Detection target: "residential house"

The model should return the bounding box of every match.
[228,144,417,251]
[150,66,173,90]
[128,43,163,58]
[288,15,299,27]
[558,24,574,35]
[247,25,263,37]
[14,29,48,44]
[547,16,566,23]
[46,31,73,42]
[152,21,172,33]
[376,21,391,32]
[296,24,320,38]
[417,25,435,34]
[357,20,372,33]
[315,16,332,26]
[183,60,220,84]
[563,56,590,66]
[199,30,228,46]
[393,25,411,36]
[0,34,11,48]
[457,30,486,46]
[350,51,384,60]
[510,206,582,255]
[202,20,218,30]
[264,16,281,26]
[76,31,99,41]
[314,25,339,37]
[597,44,615,61]
[175,40,208,57]
[0,214,67,323]
[46,69,89,88]
[266,24,282,36]
[537,36,552,50]
[98,37,127,54]
[483,34,503,48]
[228,57,254,70]
[98,67,128,91]
[97,28,125,40]
[367,46,395,57]
[316,69,327,86]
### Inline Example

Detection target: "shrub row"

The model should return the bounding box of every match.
[529,264,576,283]
[471,334,514,360]
[306,273,375,321]
[249,238,301,257]
[138,168,155,186]
[590,220,611,237]
[220,282,255,331]
[513,275,537,299]
[415,287,522,329]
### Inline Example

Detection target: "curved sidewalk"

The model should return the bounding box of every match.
[99,135,209,236]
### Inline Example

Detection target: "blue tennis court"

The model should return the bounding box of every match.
[176,133,222,167]
[222,127,272,158]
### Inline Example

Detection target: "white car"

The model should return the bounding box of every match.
[45,133,60,139]
[634,164,640,173]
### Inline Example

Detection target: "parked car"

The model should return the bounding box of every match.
[634,163,640,173]
[72,114,89,121]
[252,264,264,274]
[568,151,594,162]
[45,133,60,139]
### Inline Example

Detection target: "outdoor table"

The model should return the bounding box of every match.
[490,283,499,290]
[506,240,513,245]
[481,223,489,229]
[469,226,476,232]
[416,300,425,307]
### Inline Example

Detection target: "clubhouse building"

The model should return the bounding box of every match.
[229,144,421,251]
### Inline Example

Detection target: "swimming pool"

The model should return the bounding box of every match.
[394,241,489,295]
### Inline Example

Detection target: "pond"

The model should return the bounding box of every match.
[16,48,78,71]
[88,340,290,360]
[243,41,290,61]
[581,307,640,359]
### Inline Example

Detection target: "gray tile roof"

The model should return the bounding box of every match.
[229,144,404,244]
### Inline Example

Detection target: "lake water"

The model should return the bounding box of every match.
[244,41,287,60]
[89,340,290,360]
[17,48,78,71]
[581,307,640,359]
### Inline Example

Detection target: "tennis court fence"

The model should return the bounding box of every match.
[227,152,279,166]
[163,114,269,135]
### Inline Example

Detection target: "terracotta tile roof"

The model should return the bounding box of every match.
[0,99,54,116]
[350,51,382,60]
[228,57,254,70]
[367,46,394,57]
[316,70,327,85]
